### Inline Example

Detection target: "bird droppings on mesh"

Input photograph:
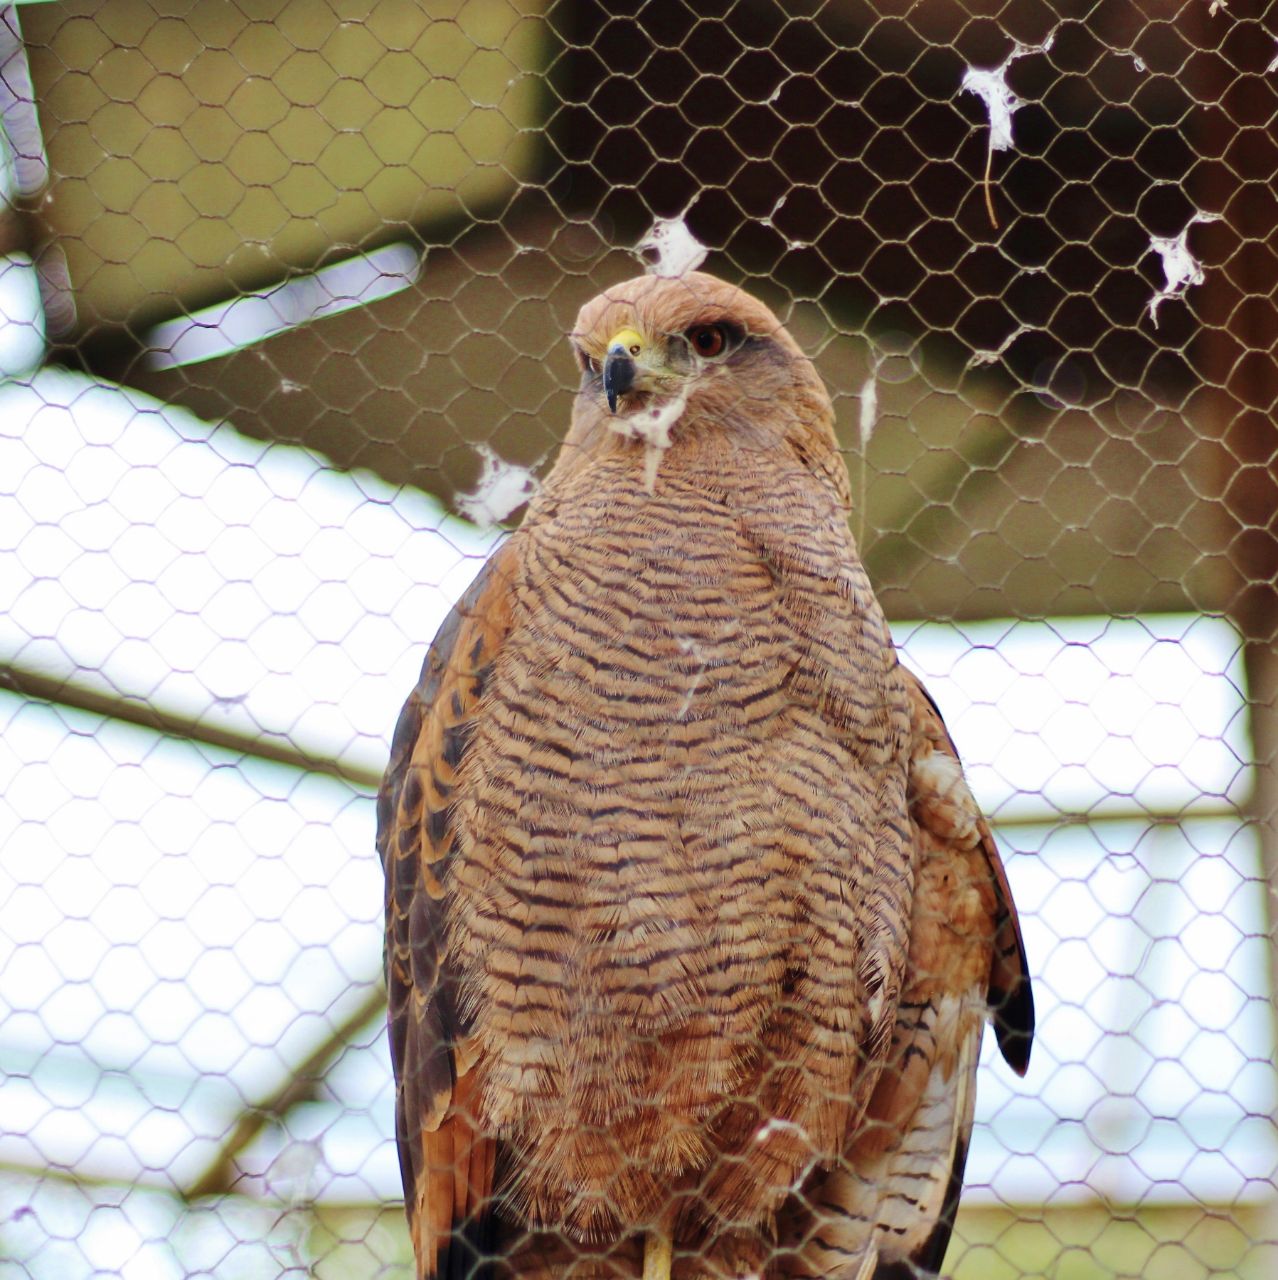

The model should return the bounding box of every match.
[635,217,708,278]
[455,445,539,528]
[1146,213,1221,327]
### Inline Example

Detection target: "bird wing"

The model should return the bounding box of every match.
[902,667,1035,1078]
[782,666,1034,1277]
[866,666,1035,1276]
[377,540,521,1280]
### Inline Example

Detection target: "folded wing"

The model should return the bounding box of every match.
[377,543,520,1280]
[782,665,1034,1278]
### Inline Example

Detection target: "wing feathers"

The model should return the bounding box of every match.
[902,667,1035,1076]
[981,837,1035,1077]
[379,543,521,1279]
[899,1014,980,1277]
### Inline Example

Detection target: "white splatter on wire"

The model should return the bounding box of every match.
[753,1117,822,1197]
[1146,213,1221,327]
[754,1117,810,1145]
[1269,40,1278,73]
[636,217,708,278]
[967,325,1030,369]
[960,31,1057,226]
[455,444,539,527]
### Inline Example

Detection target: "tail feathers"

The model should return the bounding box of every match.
[415,1074,500,1280]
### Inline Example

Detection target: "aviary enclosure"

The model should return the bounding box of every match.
[0,1,1274,1275]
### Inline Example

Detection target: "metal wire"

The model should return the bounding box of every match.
[1,1,1275,1276]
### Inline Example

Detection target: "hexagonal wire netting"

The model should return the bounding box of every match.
[0,0,1276,1276]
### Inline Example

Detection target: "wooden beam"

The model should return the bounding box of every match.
[0,663,381,792]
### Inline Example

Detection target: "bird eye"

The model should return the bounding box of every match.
[686,324,728,360]
[575,346,601,376]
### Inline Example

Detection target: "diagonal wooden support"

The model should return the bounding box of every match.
[185,987,387,1201]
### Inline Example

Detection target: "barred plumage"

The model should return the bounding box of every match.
[378,271,1034,1279]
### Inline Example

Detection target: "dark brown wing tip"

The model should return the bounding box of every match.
[990,934,1036,1077]
[446,1213,498,1280]
[992,987,1035,1078]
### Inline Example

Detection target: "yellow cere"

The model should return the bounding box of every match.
[607,327,645,357]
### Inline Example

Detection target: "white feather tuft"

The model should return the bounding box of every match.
[858,373,878,450]
[1146,213,1221,327]
[636,218,708,278]
[455,446,538,528]
[960,32,1057,156]
[608,387,690,493]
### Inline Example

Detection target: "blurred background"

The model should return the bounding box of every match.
[1,0,1276,1275]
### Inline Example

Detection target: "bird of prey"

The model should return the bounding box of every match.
[379,270,1034,1280]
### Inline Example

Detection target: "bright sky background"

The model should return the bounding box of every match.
[0,253,43,378]
[0,368,1273,1275]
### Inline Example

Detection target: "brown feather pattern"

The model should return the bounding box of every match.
[379,271,1034,1279]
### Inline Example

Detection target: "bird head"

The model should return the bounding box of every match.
[567,271,834,463]
[585,315,738,416]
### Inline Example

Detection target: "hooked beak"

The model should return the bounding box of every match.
[603,327,643,414]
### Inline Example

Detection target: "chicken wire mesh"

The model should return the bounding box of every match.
[1,0,1276,1276]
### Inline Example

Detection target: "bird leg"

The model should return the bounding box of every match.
[641,1206,676,1280]
[641,1233,672,1280]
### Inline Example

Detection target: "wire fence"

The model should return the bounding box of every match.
[1,0,1276,1276]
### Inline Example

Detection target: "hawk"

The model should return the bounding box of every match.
[379,270,1033,1279]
